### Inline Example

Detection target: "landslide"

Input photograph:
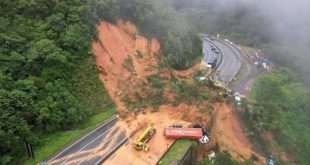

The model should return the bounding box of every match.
[92,20,160,112]
[92,19,264,164]
[206,103,265,164]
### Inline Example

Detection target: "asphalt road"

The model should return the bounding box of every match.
[229,55,262,94]
[202,39,219,65]
[47,116,127,165]
[212,40,242,85]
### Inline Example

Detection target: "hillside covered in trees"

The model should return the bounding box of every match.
[2,0,310,164]
[0,0,202,164]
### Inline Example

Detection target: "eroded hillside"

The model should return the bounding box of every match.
[93,20,161,111]
[92,20,265,164]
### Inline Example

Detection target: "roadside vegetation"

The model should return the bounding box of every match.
[158,139,195,165]
[170,1,310,163]
[24,108,117,165]
[0,1,114,164]
[201,151,256,165]
[94,0,202,70]
[239,68,310,164]
[0,1,204,164]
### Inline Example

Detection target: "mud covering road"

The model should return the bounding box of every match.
[47,117,127,165]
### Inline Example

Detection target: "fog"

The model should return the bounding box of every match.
[172,0,310,81]
[219,0,310,47]
[215,0,310,81]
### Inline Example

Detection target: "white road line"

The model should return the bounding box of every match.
[94,137,128,165]
[221,41,242,82]
[76,136,114,165]
[48,116,117,163]
[60,126,114,165]
[205,47,210,63]
[216,43,229,76]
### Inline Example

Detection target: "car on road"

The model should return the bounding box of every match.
[210,45,216,51]
[214,49,220,54]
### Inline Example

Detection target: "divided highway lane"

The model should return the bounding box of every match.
[212,40,241,85]
[47,116,127,165]
[202,39,218,65]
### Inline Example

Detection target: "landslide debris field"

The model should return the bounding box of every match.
[92,20,264,164]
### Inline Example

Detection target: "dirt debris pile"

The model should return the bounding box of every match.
[92,19,265,165]
[92,20,160,111]
[206,103,265,164]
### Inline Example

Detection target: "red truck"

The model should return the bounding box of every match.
[164,128,203,139]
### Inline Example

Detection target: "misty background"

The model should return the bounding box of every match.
[92,0,310,78]
[172,0,310,83]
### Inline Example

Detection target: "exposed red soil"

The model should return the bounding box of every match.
[262,131,291,163]
[205,103,265,164]
[92,19,264,165]
[174,61,202,77]
[92,20,160,111]
[105,103,214,165]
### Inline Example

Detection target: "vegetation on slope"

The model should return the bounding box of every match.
[0,1,113,164]
[171,0,310,84]
[240,68,310,164]
[159,139,194,165]
[0,0,203,164]
[24,108,117,165]
[93,0,202,70]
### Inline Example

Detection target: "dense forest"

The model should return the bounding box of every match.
[0,1,113,164]
[0,0,201,164]
[241,69,310,164]
[2,0,310,164]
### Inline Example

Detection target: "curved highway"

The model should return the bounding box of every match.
[212,40,242,85]
[202,39,218,65]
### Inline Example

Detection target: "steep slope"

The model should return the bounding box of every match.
[92,20,264,164]
[207,103,265,164]
[92,20,160,111]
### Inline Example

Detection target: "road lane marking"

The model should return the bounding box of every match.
[75,136,114,165]
[48,116,117,163]
[59,126,114,165]
[94,137,128,165]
